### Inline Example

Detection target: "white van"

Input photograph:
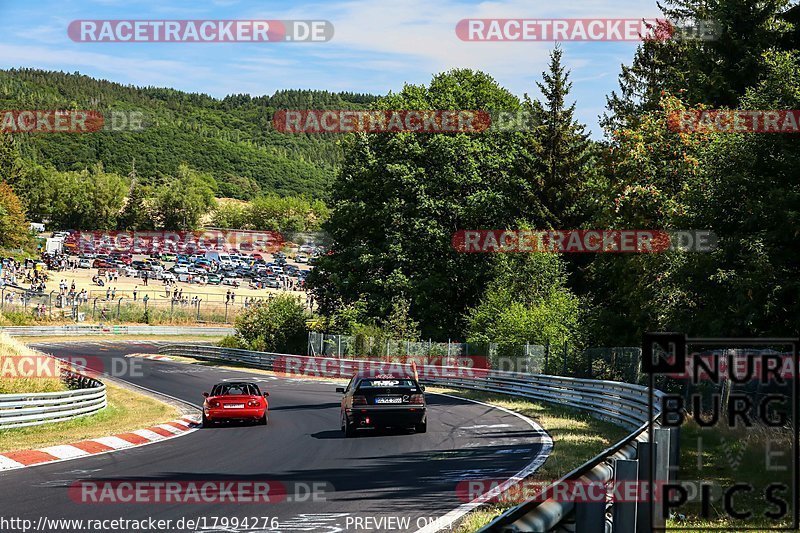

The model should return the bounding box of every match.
[205,251,234,270]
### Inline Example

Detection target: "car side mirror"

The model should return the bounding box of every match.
[420,385,426,391]
[263,392,270,397]
[336,387,345,393]
[202,392,209,398]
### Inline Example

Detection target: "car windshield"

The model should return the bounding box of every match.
[211,383,261,396]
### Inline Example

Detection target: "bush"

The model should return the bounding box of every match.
[234,294,309,353]
[217,335,245,349]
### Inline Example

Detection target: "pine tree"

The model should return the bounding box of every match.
[602,0,793,131]
[117,159,153,230]
[527,46,593,227]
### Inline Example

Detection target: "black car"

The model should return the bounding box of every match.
[337,371,427,437]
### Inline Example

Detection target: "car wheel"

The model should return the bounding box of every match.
[415,421,427,433]
[342,414,356,438]
[202,413,214,428]
[260,413,269,426]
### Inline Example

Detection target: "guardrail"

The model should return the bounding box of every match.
[157,344,672,532]
[0,365,106,429]
[0,325,234,337]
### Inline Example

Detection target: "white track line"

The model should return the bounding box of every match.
[413,392,554,533]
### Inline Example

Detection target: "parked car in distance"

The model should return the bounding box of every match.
[78,258,92,268]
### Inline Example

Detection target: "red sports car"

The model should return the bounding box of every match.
[202,381,269,426]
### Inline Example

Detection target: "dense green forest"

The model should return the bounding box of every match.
[0,69,379,198]
[308,0,800,345]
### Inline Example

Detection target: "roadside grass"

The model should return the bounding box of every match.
[424,388,629,533]
[0,333,66,393]
[665,419,793,531]
[0,380,181,453]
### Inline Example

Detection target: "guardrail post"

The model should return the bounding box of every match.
[544,343,550,374]
[575,481,606,533]
[635,441,656,533]
[654,428,671,486]
[668,425,680,481]
[612,458,638,532]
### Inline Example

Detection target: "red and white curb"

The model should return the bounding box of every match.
[0,415,200,472]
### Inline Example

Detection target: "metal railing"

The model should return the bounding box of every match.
[0,366,106,429]
[0,325,234,337]
[158,344,672,532]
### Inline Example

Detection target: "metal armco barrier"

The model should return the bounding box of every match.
[158,344,671,532]
[0,325,234,337]
[0,366,106,429]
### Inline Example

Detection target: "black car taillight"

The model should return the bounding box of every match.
[352,395,367,405]
[409,394,424,404]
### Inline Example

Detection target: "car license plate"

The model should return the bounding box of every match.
[375,397,402,404]
[224,404,245,409]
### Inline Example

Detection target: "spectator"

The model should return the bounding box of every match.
[133,286,138,301]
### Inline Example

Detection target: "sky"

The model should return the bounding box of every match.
[0,0,663,138]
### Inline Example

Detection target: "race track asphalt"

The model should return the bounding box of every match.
[0,340,549,533]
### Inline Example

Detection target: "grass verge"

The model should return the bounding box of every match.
[665,419,793,531]
[0,333,66,393]
[0,380,182,453]
[428,389,629,533]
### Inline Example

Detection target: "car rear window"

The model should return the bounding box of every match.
[357,379,416,388]
[212,383,261,396]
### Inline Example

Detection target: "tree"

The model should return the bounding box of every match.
[308,69,543,338]
[466,253,582,354]
[210,201,248,229]
[117,161,155,230]
[46,163,127,229]
[0,134,24,187]
[603,0,794,130]
[234,294,309,353]
[526,46,594,227]
[153,164,216,229]
[0,181,29,248]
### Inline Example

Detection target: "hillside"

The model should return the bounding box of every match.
[0,69,379,198]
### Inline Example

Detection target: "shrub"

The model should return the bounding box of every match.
[234,294,309,353]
